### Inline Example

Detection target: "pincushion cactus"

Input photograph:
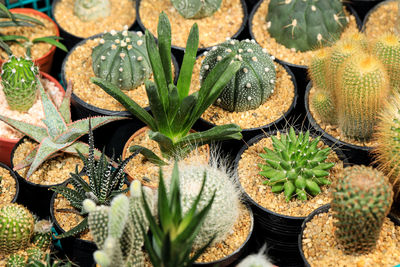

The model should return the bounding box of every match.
[331,165,393,254]
[31,220,52,250]
[259,127,335,201]
[311,89,336,125]
[200,39,276,112]
[266,0,349,52]
[171,0,222,19]
[92,28,151,91]
[1,56,39,112]
[74,0,111,21]
[6,254,25,267]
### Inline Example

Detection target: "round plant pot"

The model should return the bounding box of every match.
[234,130,348,266]
[0,71,65,167]
[0,162,19,204]
[305,82,373,166]
[352,0,385,22]
[362,0,397,32]
[0,8,60,73]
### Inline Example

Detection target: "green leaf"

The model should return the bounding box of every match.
[0,35,29,41]
[58,82,72,124]
[145,80,169,133]
[0,114,47,143]
[33,36,68,52]
[170,94,197,134]
[148,131,175,157]
[129,145,167,166]
[0,21,35,27]
[55,217,88,239]
[12,13,44,26]
[51,186,85,210]
[167,84,180,122]
[157,12,173,86]
[0,39,12,55]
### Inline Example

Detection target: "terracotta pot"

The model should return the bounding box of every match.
[0,8,60,73]
[0,72,65,167]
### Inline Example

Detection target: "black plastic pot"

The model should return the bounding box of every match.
[305,82,373,166]
[353,0,385,22]
[0,162,19,204]
[234,130,348,266]
[298,204,400,267]
[362,0,396,32]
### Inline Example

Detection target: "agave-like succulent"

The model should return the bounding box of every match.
[0,79,126,178]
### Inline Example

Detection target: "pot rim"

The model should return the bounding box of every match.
[0,161,19,203]
[361,0,397,32]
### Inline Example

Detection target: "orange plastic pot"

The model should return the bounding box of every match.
[0,8,60,73]
[0,72,65,167]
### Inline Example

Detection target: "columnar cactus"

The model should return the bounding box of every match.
[1,56,39,112]
[0,204,34,254]
[200,39,276,112]
[171,0,222,19]
[331,165,393,254]
[178,162,240,248]
[311,89,336,125]
[308,48,330,91]
[31,220,52,250]
[266,0,349,52]
[259,127,335,202]
[73,0,111,21]
[336,53,390,141]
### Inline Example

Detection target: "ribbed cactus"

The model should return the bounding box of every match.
[6,254,25,267]
[178,163,240,249]
[266,0,348,52]
[84,180,154,267]
[0,204,34,254]
[259,127,335,202]
[308,48,330,91]
[331,165,393,254]
[26,247,44,262]
[200,39,276,112]
[1,56,39,112]
[336,53,390,141]
[311,89,336,125]
[372,33,400,91]
[171,0,222,19]
[31,220,52,250]
[73,0,111,21]
[92,28,151,91]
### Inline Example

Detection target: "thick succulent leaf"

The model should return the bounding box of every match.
[0,21,35,27]
[32,36,68,52]
[167,84,180,122]
[51,186,85,210]
[0,115,47,143]
[69,172,90,195]
[59,81,72,124]
[55,217,88,239]
[63,141,105,161]
[157,12,173,86]
[0,35,29,41]
[147,131,174,156]
[13,146,38,171]
[0,39,12,55]
[129,145,167,166]
[170,94,196,134]
[67,116,127,138]
[145,80,169,133]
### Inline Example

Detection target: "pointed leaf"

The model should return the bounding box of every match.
[0,39,12,55]
[170,94,196,134]
[51,186,85,210]
[147,131,174,156]
[0,115,47,143]
[129,145,167,166]
[145,80,168,133]
[13,146,38,171]
[157,12,173,86]
[66,116,127,140]
[33,36,68,52]
[0,35,29,41]
[59,81,72,124]
[55,217,88,239]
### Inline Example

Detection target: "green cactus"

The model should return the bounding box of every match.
[266,0,348,52]
[6,254,25,267]
[26,247,44,262]
[92,28,151,91]
[171,0,222,19]
[311,89,336,125]
[336,52,390,141]
[31,220,53,250]
[259,127,335,202]
[178,162,240,248]
[1,56,39,112]
[0,204,34,254]
[331,165,393,254]
[73,0,111,21]
[308,48,330,91]
[84,180,154,267]
[200,39,276,112]
[372,33,400,92]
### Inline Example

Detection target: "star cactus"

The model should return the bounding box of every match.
[0,80,127,179]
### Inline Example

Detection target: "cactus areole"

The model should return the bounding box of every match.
[171,0,222,19]
[266,0,349,52]
[200,39,276,112]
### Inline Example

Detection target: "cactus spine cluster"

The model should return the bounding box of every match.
[84,181,154,267]
[200,39,276,112]
[1,56,39,112]
[266,0,349,52]
[177,162,240,248]
[331,165,393,254]
[31,220,53,250]
[73,0,111,21]
[92,28,151,91]
[171,0,222,19]
[259,127,335,201]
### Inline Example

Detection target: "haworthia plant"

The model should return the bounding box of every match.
[171,0,222,19]
[74,0,111,21]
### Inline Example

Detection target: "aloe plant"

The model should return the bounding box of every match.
[92,12,242,163]
[0,80,126,178]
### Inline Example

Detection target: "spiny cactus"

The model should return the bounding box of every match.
[336,52,390,141]
[73,0,111,21]
[6,253,25,267]
[1,56,39,112]
[31,220,53,250]
[84,180,154,267]
[0,204,34,254]
[26,247,44,262]
[372,33,400,91]
[259,127,335,202]
[308,47,330,91]
[237,245,273,267]
[171,0,222,19]
[266,0,349,52]
[178,162,240,248]
[331,165,393,254]
[92,28,151,91]
[311,89,336,125]
[200,39,276,112]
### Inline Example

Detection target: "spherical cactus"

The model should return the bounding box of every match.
[308,47,331,91]
[73,0,111,22]
[331,165,393,254]
[266,0,349,52]
[259,127,335,202]
[336,52,390,141]
[372,33,400,91]
[1,56,39,112]
[0,204,34,254]
[171,0,222,19]
[178,163,240,249]
[31,220,52,251]
[26,247,44,262]
[200,39,276,112]
[311,89,336,125]
[6,253,25,267]
[92,28,151,91]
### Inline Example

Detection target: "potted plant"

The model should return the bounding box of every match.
[299,165,398,266]
[234,127,346,266]
[0,162,19,205]
[92,12,243,187]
